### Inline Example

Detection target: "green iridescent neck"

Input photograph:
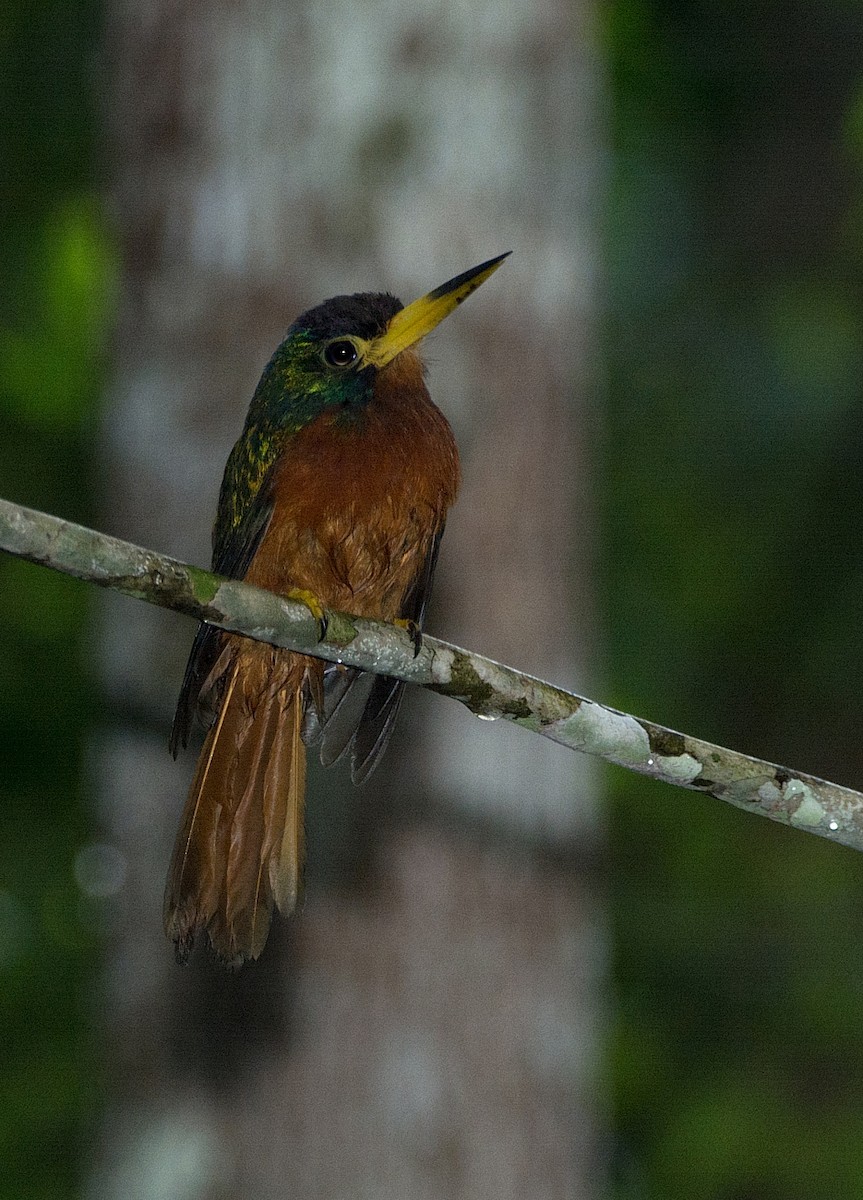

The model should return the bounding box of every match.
[244,330,373,436]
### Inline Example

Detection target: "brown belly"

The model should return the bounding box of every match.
[246,491,440,620]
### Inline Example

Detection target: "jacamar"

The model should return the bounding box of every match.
[165,253,509,963]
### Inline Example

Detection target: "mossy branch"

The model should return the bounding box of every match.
[1,494,861,851]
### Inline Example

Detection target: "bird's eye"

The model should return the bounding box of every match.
[323,339,359,368]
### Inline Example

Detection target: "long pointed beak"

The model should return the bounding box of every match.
[366,252,511,368]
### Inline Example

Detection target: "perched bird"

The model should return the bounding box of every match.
[165,253,509,963]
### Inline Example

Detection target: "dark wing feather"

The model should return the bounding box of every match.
[402,526,445,631]
[170,454,276,757]
[211,485,274,581]
[314,670,374,766]
[349,527,446,783]
[169,623,223,757]
[349,676,406,784]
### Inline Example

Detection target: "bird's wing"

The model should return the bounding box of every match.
[169,445,277,757]
[309,527,445,782]
[350,527,444,782]
[210,433,279,579]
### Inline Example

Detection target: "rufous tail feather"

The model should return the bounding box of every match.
[164,652,307,962]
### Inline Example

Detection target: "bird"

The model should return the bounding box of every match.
[164,252,509,963]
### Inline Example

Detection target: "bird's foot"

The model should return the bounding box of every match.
[287,587,328,640]
[394,617,422,657]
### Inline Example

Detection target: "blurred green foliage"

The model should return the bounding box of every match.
[605,2,863,1197]
[0,2,110,1197]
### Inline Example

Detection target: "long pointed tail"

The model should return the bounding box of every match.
[164,648,307,963]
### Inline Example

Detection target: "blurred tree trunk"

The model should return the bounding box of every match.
[90,2,605,1197]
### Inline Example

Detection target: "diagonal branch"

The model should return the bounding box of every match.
[2,494,861,852]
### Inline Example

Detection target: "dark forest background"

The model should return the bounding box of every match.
[4,2,863,1197]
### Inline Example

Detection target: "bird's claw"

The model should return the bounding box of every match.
[394,617,422,657]
[287,587,328,641]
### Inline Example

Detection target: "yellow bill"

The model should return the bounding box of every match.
[366,252,511,368]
